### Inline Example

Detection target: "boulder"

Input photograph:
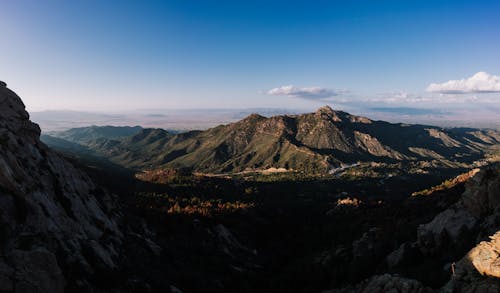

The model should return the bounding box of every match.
[442,231,500,293]
[467,231,500,278]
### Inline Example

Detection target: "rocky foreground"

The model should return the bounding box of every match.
[0,82,127,292]
[328,163,500,293]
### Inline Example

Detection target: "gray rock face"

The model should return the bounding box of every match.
[352,227,386,259]
[417,206,477,254]
[358,274,432,293]
[385,242,421,269]
[328,274,433,293]
[0,85,123,292]
[416,165,500,255]
[415,165,500,291]
[461,166,500,218]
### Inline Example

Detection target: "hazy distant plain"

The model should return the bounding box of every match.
[32,107,500,133]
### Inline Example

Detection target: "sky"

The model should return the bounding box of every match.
[1,0,500,115]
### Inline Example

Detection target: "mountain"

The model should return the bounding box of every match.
[0,82,124,291]
[49,125,143,143]
[3,80,500,292]
[47,106,499,173]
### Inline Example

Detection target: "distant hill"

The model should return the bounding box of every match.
[44,106,500,173]
[41,134,94,155]
[50,125,143,143]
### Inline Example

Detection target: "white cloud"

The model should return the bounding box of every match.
[426,72,500,94]
[266,85,346,100]
[368,90,491,105]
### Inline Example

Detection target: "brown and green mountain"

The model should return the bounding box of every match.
[44,106,500,173]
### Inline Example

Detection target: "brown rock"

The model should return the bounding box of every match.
[467,231,500,278]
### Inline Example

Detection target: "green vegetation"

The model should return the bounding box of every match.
[44,108,499,174]
[50,125,143,143]
[411,168,480,196]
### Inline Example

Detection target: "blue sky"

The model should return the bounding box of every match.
[1,0,499,113]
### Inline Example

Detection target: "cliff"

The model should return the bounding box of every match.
[0,82,122,292]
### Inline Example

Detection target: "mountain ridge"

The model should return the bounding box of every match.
[45,106,499,174]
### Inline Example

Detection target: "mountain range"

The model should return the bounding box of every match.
[3,81,500,292]
[44,106,499,174]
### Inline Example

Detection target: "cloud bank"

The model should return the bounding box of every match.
[426,72,500,94]
[371,90,486,105]
[266,85,344,100]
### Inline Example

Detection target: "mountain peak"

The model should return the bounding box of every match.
[242,113,265,121]
[314,105,343,122]
[316,105,336,114]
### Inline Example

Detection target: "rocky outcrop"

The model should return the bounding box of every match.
[417,205,477,254]
[461,166,500,218]
[328,274,432,293]
[353,131,406,159]
[443,231,500,292]
[355,274,432,293]
[411,165,500,290]
[417,164,500,255]
[467,231,500,278]
[403,164,500,291]
[326,164,500,292]
[0,82,123,292]
[385,242,422,269]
